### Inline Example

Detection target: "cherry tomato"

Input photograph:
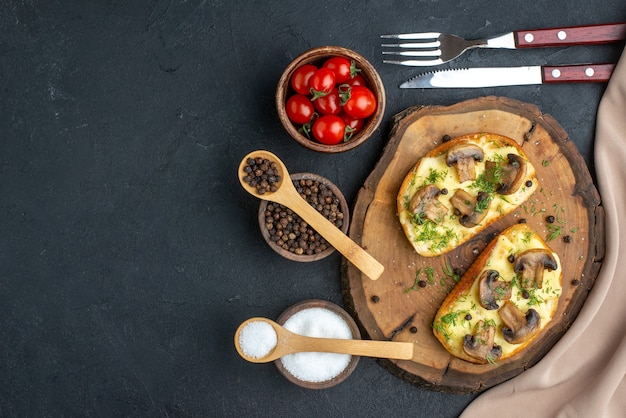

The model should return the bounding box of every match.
[285,94,315,125]
[309,67,336,98]
[347,74,367,87]
[313,87,341,115]
[341,112,365,135]
[343,86,377,119]
[290,64,317,95]
[312,115,346,145]
[323,57,355,84]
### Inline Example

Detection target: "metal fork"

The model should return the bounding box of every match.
[381,22,626,66]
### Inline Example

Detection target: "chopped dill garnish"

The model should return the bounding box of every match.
[547,224,562,241]
[404,266,438,293]
[521,231,533,244]
[485,354,498,365]
[411,210,426,225]
[425,266,435,285]
[440,311,459,326]
[530,205,546,217]
[422,167,447,186]
[484,318,497,328]
[470,172,497,195]
[527,288,545,307]
[414,220,458,252]
[432,311,461,341]
[475,194,492,213]
[442,257,461,282]
[404,268,423,293]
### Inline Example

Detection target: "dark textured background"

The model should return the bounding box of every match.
[1,1,624,416]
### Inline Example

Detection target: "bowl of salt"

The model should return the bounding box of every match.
[274,299,361,389]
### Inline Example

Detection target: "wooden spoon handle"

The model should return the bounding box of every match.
[288,334,414,360]
[284,190,384,280]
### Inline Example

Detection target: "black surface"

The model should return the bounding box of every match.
[2,1,625,417]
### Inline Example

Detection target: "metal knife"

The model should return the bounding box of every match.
[400,63,615,88]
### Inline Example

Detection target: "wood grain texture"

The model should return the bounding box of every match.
[514,22,626,48]
[341,96,605,393]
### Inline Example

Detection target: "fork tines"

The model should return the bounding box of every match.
[381,32,445,66]
[381,32,441,40]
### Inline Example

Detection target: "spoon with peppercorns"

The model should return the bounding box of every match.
[238,150,384,280]
[235,317,414,363]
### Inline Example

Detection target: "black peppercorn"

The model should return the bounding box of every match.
[418,280,427,288]
[518,218,527,224]
[442,134,452,142]
[464,314,472,321]
[525,180,533,188]
[243,157,282,194]
[546,215,556,223]
[507,254,515,263]
[410,326,418,334]
[371,295,380,303]
[571,279,580,286]
[522,290,530,299]
[563,235,572,243]
[261,176,344,256]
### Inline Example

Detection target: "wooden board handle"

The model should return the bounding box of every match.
[515,22,626,47]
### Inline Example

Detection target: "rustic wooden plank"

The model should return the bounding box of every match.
[341,96,604,393]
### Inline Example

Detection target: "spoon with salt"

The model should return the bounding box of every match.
[234,317,415,363]
[238,150,384,281]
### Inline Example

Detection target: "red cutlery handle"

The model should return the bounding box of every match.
[542,63,615,83]
[515,22,626,47]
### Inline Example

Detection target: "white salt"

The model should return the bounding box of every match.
[239,321,277,359]
[280,307,353,383]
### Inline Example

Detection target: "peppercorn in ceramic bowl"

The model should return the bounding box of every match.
[258,172,350,262]
[274,299,361,389]
[276,46,386,153]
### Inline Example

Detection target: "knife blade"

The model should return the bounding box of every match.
[400,63,615,88]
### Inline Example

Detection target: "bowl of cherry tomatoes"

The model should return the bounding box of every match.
[276,46,386,153]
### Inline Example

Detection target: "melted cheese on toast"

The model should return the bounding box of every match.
[397,133,537,257]
[432,223,562,364]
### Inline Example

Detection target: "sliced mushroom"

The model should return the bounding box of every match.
[449,190,491,228]
[514,249,558,289]
[408,184,449,224]
[463,320,502,363]
[449,189,474,216]
[446,143,484,183]
[485,153,528,195]
[478,270,512,310]
[498,300,541,344]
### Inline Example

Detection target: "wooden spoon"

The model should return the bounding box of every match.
[234,317,414,363]
[238,150,384,281]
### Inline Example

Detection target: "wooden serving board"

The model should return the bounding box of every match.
[341,96,605,393]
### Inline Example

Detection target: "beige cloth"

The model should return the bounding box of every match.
[462,48,626,418]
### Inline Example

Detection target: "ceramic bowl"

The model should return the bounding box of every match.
[275,299,361,389]
[258,172,350,262]
[276,46,386,153]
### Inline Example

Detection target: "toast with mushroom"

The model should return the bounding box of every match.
[432,223,562,364]
[397,133,538,257]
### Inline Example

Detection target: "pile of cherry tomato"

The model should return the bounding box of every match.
[285,56,377,145]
